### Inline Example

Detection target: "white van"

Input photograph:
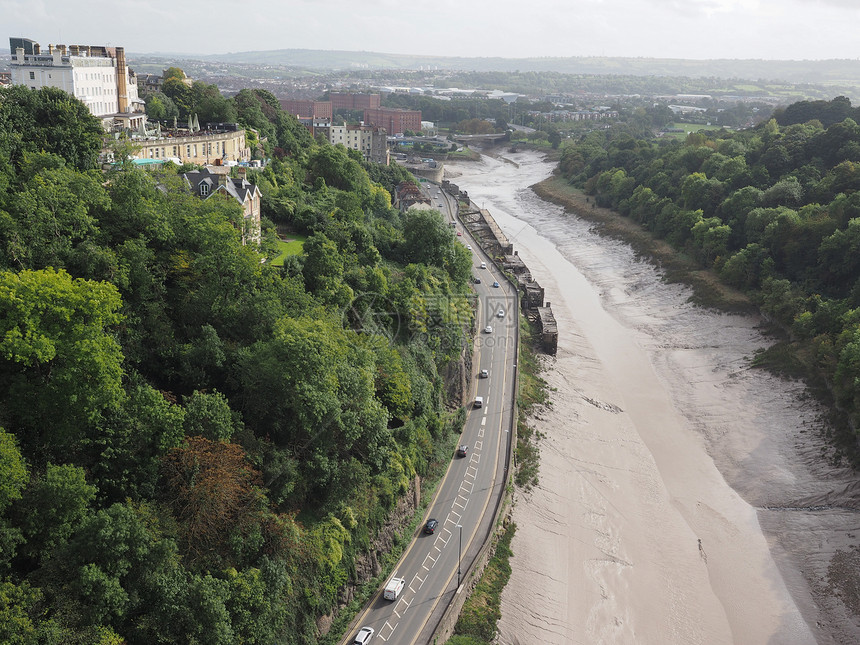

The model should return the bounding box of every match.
[474,396,484,408]
[384,577,405,600]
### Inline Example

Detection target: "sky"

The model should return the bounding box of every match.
[3,0,860,61]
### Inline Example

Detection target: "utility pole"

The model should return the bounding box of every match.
[457,524,463,588]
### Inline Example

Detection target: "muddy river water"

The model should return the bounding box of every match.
[446,151,860,644]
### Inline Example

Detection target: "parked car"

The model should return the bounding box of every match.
[474,277,482,284]
[353,627,375,645]
[479,369,489,378]
[424,518,439,534]
[456,445,468,458]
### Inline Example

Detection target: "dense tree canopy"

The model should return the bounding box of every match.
[560,95,860,430]
[0,83,471,643]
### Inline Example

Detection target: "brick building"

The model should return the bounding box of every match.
[280,99,332,119]
[363,107,422,136]
[330,92,381,111]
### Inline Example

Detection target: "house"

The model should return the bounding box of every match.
[181,167,261,245]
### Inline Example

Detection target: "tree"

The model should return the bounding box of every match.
[19,463,96,563]
[144,92,178,122]
[159,436,265,567]
[0,268,125,457]
[0,85,104,172]
[183,390,239,442]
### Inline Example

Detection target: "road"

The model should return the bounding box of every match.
[342,183,517,645]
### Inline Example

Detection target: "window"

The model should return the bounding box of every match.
[200,183,209,196]
[29,71,34,80]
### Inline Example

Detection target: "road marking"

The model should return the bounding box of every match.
[478,428,485,438]
[475,440,483,451]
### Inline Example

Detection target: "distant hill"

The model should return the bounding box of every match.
[185,48,860,84]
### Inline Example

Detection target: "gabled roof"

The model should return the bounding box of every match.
[181,168,260,206]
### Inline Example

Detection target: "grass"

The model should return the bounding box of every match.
[270,233,307,267]
[448,521,516,644]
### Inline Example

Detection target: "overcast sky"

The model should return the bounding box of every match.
[3,0,859,61]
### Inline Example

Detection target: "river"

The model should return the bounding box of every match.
[445,150,860,644]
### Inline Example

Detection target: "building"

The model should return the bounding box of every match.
[363,107,422,136]
[181,167,261,244]
[280,99,332,120]
[9,37,145,130]
[330,92,381,111]
[325,123,389,165]
[132,126,250,165]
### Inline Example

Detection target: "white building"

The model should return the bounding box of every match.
[326,123,389,165]
[9,37,145,130]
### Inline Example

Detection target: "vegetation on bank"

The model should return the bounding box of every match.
[447,522,516,645]
[443,315,549,645]
[0,81,476,643]
[555,95,860,454]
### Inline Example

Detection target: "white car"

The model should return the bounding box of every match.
[353,626,375,645]
[484,325,493,334]
[467,244,473,250]
[497,309,505,318]
[480,262,487,269]
[479,369,489,378]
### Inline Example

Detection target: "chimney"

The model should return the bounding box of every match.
[116,47,128,113]
[237,166,247,182]
[33,43,40,55]
[47,44,53,54]
[217,173,228,187]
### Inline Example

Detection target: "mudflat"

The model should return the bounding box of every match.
[447,150,860,644]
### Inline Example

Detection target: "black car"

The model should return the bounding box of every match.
[424,518,439,534]
[456,445,468,458]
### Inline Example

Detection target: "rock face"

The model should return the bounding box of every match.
[323,476,421,635]
[444,346,471,408]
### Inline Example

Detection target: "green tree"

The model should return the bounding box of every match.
[0,268,125,456]
[19,463,96,563]
[0,85,104,171]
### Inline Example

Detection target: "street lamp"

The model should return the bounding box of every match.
[457,524,463,588]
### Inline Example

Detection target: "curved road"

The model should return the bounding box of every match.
[342,184,517,645]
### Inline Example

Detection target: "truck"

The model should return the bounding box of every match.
[384,576,405,601]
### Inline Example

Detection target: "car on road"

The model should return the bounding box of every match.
[484,325,493,333]
[438,203,443,207]
[424,518,439,534]
[479,369,489,378]
[456,445,469,458]
[497,309,505,318]
[457,231,462,236]
[353,626,375,644]
[492,281,500,288]
[467,244,473,250]
[480,262,487,269]
[474,277,482,284]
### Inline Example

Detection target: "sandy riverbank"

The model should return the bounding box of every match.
[445,151,860,644]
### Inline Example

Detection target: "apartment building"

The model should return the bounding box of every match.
[326,123,389,165]
[363,107,422,136]
[9,37,145,130]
